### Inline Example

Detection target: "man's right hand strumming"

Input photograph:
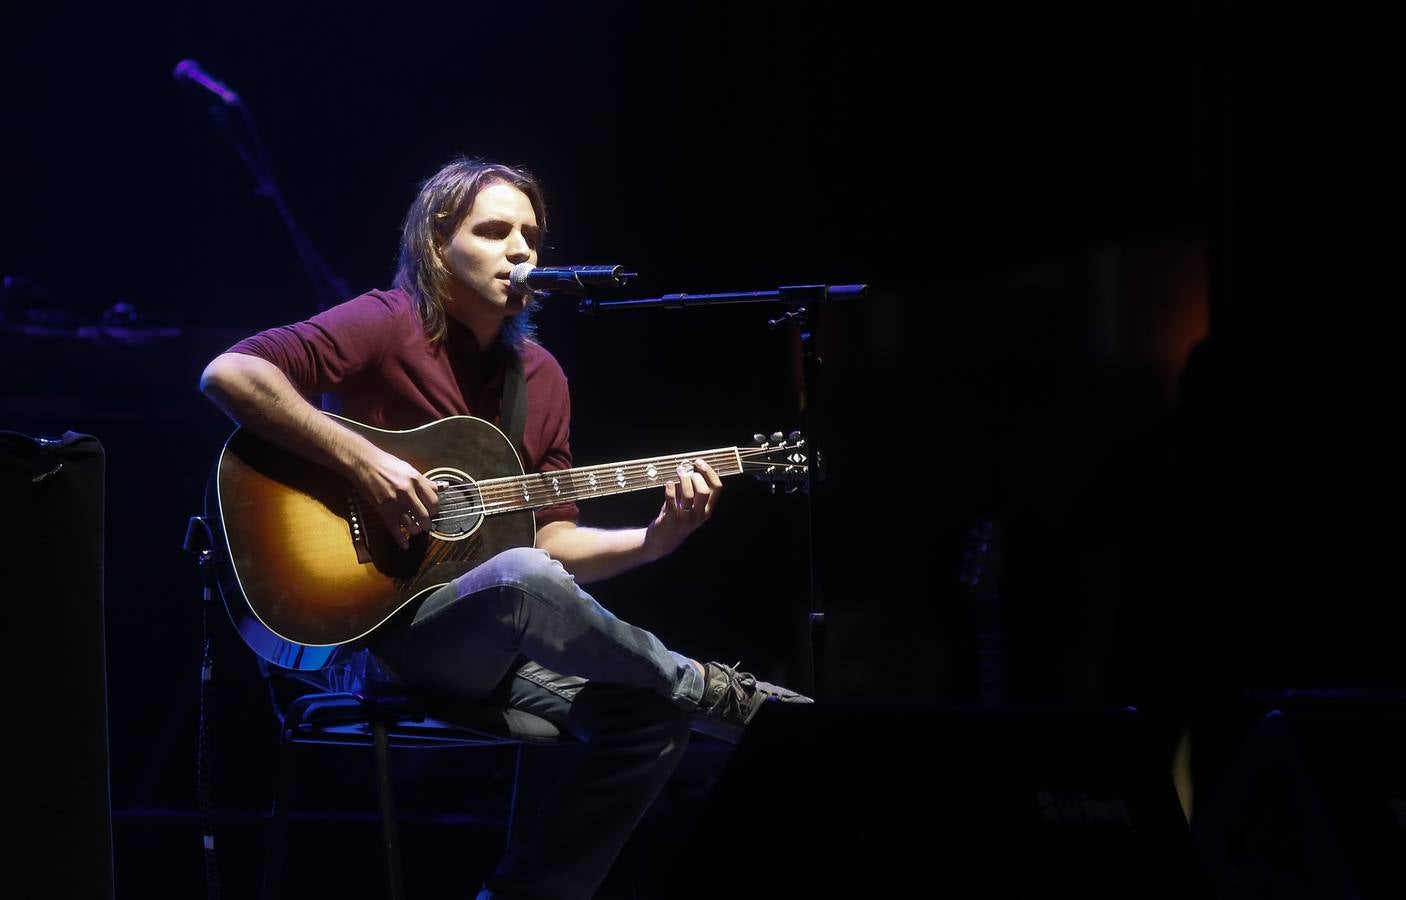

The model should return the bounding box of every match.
[201,350,440,549]
[354,447,442,549]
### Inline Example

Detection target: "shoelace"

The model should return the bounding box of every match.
[712,662,761,711]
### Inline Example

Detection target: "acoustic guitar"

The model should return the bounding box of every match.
[207,413,807,670]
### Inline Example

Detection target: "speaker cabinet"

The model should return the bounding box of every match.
[2,431,114,899]
[1196,697,1405,900]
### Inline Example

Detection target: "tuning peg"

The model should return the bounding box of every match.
[753,433,766,443]
[770,431,784,443]
[787,430,802,442]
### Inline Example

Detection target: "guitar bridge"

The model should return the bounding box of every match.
[347,491,373,564]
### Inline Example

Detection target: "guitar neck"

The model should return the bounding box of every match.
[476,448,744,514]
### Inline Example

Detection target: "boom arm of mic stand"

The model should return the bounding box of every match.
[576,284,867,314]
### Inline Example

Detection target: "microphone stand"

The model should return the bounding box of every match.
[578,283,868,701]
[201,95,348,313]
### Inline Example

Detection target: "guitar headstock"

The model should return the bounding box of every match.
[742,431,809,493]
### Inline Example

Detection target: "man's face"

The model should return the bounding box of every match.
[441,181,541,327]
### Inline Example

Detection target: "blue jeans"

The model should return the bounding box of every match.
[363,547,707,900]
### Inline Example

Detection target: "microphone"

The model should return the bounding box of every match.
[173,59,240,105]
[510,264,634,296]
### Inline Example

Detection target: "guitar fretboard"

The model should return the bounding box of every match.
[472,448,744,514]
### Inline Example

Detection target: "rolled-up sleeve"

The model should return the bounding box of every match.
[225,292,398,397]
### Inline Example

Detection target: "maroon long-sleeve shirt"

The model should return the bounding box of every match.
[226,287,580,525]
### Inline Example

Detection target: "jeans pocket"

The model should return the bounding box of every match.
[516,659,588,702]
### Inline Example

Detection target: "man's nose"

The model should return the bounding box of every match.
[506,231,531,261]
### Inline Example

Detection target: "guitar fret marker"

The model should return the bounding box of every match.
[646,464,658,479]
[615,467,626,488]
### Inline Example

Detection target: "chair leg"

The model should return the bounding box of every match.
[262,727,295,900]
[505,743,524,853]
[372,721,406,900]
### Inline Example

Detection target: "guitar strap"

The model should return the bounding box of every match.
[499,343,528,457]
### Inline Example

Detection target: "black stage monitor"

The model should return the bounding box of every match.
[676,704,1206,899]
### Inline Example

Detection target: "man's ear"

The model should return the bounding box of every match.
[431,233,452,267]
[431,210,454,263]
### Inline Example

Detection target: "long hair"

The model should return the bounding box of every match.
[394,157,547,348]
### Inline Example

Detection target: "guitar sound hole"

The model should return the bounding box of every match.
[426,469,483,539]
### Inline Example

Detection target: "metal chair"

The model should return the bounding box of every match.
[261,684,567,900]
[184,512,569,900]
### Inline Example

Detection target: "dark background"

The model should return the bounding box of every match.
[3,0,1402,897]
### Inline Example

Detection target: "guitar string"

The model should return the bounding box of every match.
[440,457,742,507]
[428,445,797,501]
[422,447,798,509]
[412,455,804,526]
[352,446,803,530]
[434,449,737,495]
[431,449,799,505]
[426,459,803,526]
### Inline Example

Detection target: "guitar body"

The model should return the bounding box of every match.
[208,414,535,670]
